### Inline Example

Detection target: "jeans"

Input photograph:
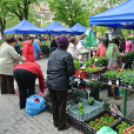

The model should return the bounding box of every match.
[51,47,57,52]
[107,85,119,97]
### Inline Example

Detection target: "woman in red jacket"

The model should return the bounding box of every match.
[96,38,107,57]
[23,36,35,62]
[13,62,45,109]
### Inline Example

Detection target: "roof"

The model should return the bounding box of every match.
[90,0,134,29]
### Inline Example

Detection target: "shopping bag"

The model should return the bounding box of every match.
[26,94,46,116]
[96,126,117,134]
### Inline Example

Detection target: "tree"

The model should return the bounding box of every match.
[1,0,40,21]
[46,0,89,27]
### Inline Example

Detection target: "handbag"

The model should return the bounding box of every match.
[107,47,122,70]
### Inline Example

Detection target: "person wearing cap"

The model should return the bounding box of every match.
[46,35,75,130]
[96,38,107,57]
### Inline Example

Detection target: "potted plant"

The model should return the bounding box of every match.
[87,98,94,106]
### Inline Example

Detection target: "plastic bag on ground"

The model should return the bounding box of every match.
[26,94,46,116]
[96,126,117,134]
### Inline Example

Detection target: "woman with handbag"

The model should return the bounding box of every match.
[106,39,122,100]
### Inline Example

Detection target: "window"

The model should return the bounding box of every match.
[44,14,51,19]
[44,2,47,5]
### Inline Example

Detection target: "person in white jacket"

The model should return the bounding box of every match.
[77,34,88,65]
[67,37,79,60]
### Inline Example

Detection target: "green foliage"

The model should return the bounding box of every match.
[87,98,94,103]
[78,103,84,109]
[46,0,89,27]
[73,60,80,69]
[116,121,131,134]
[88,113,118,131]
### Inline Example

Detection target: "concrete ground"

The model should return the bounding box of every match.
[0,59,134,134]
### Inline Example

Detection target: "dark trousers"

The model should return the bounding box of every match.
[13,69,36,109]
[0,75,14,94]
[107,86,119,97]
[49,89,67,129]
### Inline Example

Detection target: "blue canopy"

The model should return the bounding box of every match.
[4,20,44,34]
[90,0,134,29]
[43,21,71,34]
[70,23,88,35]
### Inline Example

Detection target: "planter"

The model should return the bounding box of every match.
[120,81,128,88]
[88,101,94,106]
[122,56,133,63]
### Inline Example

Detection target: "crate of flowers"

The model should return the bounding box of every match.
[123,124,134,134]
[82,110,121,134]
[119,69,134,89]
[112,117,134,134]
[104,70,121,86]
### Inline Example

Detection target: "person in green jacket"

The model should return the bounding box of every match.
[106,39,122,100]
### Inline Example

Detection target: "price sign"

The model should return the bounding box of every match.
[108,80,112,85]
[128,85,132,89]
[116,80,119,86]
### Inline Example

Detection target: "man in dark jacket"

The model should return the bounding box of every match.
[14,42,21,55]
[50,35,58,52]
[46,35,75,130]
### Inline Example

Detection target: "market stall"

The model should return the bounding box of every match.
[89,0,134,118]
[4,19,45,34]
[42,21,72,34]
[70,23,88,35]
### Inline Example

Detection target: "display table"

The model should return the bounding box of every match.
[73,76,134,116]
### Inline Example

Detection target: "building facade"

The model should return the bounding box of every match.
[32,2,54,26]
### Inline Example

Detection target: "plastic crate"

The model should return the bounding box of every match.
[74,69,86,79]
[82,110,122,134]
[71,86,88,100]
[99,74,108,83]
[120,81,128,88]
[122,56,133,63]
[112,117,134,134]
[45,100,52,113]
[88,86,99,100]
[45,93,78,113]
[67,100,105,121]
[67,114,83,132]
[86,72,93,79]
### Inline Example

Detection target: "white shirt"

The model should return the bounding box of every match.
[67,42,79,60]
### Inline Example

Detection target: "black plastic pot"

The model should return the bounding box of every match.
[88,101,94,106]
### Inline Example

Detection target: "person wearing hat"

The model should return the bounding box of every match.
[96,38,107,57]
[46,35,75,130]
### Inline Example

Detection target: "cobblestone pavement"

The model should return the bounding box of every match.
[0,94,79,134]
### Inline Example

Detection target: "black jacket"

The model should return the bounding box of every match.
[51,40,58,48]
[46,48,75,91]
[14,44,21,55]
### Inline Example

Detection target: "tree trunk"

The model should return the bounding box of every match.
[0,19,6,40]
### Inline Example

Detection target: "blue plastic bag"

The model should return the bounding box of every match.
[26,94,46,116]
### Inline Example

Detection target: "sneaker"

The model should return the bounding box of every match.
[114,96,122,100]
[58,124,70,131]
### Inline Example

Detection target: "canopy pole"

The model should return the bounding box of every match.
[89,26,92,61]
[132,29,134,51]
